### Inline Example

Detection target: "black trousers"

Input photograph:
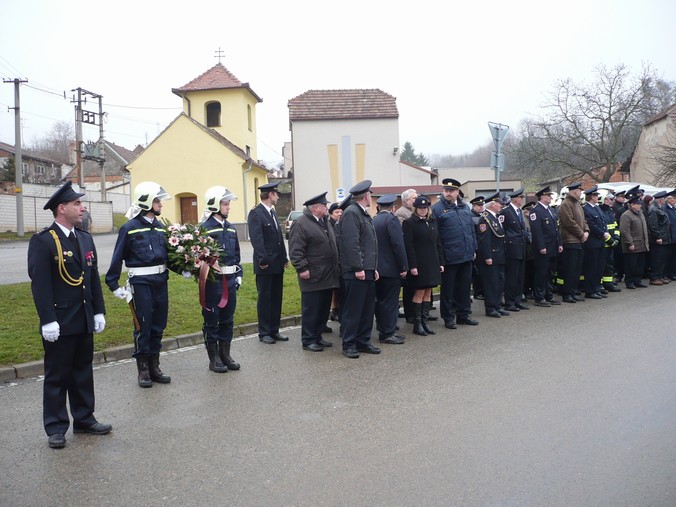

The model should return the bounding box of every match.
[131,282,168,357]
[582,247,604,294]
[613,244,624,278]
[624,252,646,285]
[649,243,668,280]
[504,257,525,306]
[341,276,376,350]
[375,277,401,338]
[43,332,97,435]
[533,254,557,302]
[439,261,473,322]
[560,244,584,295]
[479,262,505,313]
[472,260,484,297]
[255,273,284,337]
[667,243,676,278]
[202,277,237,344]
[301,288,332,346]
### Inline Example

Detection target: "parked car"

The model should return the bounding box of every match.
[284,210,303,239]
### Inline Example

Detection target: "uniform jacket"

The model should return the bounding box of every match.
[337,202,378,275]
[612,201,627,222]
[582,203,608,249]
[288,209,340,292]
[475,211,506,265]
[619,209,649,253]
[665,203,676,244]
[247,203,288,275]
[500,204,528,260]
[647,203,671,243]
[558,194,589,244]
[28,223,105,336]
[105,214,170,290]
[431,198,477,265]
[402,213,443,288]
[373,210,408,279]
[529,202,561,257]
[200,214,242,290]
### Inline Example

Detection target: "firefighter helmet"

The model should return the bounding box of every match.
[133,181,170,211]
[204,186,238,213]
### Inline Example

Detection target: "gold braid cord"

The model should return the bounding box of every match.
[49,230,84,286]
[481,212,505,238]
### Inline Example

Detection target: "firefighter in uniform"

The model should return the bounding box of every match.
[501,188,530,311]
[475,192,508,317]
[598,190,621,292]
[581,185,610,299]
[106,181,178,388]
[469,196,485,301]
[199,186,242,372]
[529,187,563,307]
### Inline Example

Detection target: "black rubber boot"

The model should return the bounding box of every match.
[421,301,436,335]
[207,342,228,373]
[149,354,171,383]
[136,357,152,388]
[412,303,427,336]
[219,341,240,370]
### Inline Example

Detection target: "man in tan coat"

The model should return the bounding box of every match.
[619,193,650,289]
[557,183,589,303]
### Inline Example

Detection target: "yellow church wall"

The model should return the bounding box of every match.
[179,89,258,160]
[127,115,267,224]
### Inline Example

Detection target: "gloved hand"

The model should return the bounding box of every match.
[94,314,106,333]
[113,287,128,300]
[42,321,60,342]
[235,277,242,290]
[182,270,192,279]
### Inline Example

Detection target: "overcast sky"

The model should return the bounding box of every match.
[1,0,675,167]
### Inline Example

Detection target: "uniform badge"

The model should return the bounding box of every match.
[498,215,505,223]
[85,251,94,266]
[530,213,537,221]
[479,224,487,232]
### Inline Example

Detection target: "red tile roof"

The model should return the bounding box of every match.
[172,63,262,102]
[288,89,398,121]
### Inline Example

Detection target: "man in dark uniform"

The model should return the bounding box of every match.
[529,186,563,307]
[582,186,610,299]
[336,180,381,358]
[373,194,408,345]
[106,181,175,388]
[665,190,676,281]
[522,200,537,300]
[432,178,479,329]
[599,191,622,293]
[247,182,289,344]
[469,196,485,301]
[646,190,671,285]
[288,192,340,352]
[475,193,508,317]
[28,181,111,449]
[500,188,530,311]
[199,186,242,372]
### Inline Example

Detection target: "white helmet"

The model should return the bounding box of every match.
[205,186,238,212]
[133,181,170,211]
[551,191,561,206]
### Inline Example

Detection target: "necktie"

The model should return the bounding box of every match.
[269,208,278,229]
[517,208,523,226]
[69,232,81,261]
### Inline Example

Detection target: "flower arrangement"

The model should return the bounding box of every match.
[162,220,223,281]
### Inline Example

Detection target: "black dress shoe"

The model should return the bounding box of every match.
[585,293,603,300]
[547,298,562,305]
[605,285,621,292]
[48,434,66,449]
[321,325,333,333]
[444,320,457,329]
[598,292,608,298]
[73,422,112,435]
[457,316,479,325]
[303,343,324,352]
[505,305,520,312]
[634,282,647,288]
[498,309,510,316]
[599,288,608,295]
[270,333,289,341]
[573,295,585,301]
[342,348,359,358]
[259,335,276,344]
[317,339,333,347]
[486,310,501,318]
[516,303,530,310]
[356,344,381,354]
[562,295,577,303]
[625,283,636,289]
[379,335,405,344]
[534,300,551,307]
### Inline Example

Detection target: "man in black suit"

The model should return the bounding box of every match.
[500,188,530,311]
[476,193,508,317]
[247,182,289,344]
[529,187,563,307]
[27,182,111,449]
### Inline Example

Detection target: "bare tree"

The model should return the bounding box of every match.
[28,121,74,163]
[510,64,675,184]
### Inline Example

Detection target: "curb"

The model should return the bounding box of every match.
[3,315,303,382]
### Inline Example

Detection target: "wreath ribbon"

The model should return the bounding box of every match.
[198,258,228,310]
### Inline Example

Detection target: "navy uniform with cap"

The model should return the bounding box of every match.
[373,194,408,344]
[646,190,671,284]
[469,196,486,300]
[28,181,111,448]
[529,186,563,306]
[500,188,530,311]
[665,189,676,280]
[476,193,508,317]
[247,181,289,344]
[288,192,340,351]
[336,180,381,358]
[582,185,609,298]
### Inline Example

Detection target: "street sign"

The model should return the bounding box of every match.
[488,122,510,151]
[491,151,504,172]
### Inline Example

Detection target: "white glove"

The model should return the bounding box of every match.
[42,321,60,342]
[235,276,242,289]
[182,270,192,279]
[113,287,128,300]
[94,314,106,333]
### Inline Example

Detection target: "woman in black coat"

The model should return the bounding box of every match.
[402,196,445,336]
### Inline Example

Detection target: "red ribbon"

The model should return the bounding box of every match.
[198,259,229,310]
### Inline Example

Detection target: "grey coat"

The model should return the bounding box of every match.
[619,209,649,253]
[288,209,340,292]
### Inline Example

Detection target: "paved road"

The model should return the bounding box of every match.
[1,285,675,506]
[0,233,257,285]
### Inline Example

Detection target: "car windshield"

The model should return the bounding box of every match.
[288,211,302,221]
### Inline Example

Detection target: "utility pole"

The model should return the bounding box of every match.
[4,78,28,236]
[488,122,510,192]
[72,88,106,197]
